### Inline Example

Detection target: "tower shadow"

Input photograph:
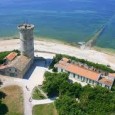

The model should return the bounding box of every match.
[23,57,52,79]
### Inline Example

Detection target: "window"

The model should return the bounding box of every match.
[92,80,94,84]
[99,83,102,86]
[86,78,88,83]
[82,77,85,82]
[10,73,15,77]
[97,82,99,85]
[15,69,17,72]
[78,75,79,79]
[105,85,109,89]
[73,74,75,78]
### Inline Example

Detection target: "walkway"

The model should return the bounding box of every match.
[23,56,53,115]
[32,99,54,106]
[0,52,54,115]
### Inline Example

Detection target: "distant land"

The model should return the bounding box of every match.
[0,0,115,49]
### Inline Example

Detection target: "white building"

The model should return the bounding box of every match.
[55,58,115,90]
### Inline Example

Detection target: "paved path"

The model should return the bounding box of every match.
[37,86,48,98]
[32,99,54,106]
[23,58,52,115]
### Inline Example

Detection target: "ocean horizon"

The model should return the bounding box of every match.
[0,0,115,49]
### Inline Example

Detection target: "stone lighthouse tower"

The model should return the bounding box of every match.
[18,24,34,59]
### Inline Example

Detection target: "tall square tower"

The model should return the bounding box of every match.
[18,24,34,59]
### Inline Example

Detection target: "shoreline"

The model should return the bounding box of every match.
[0,36,79,47]
[0,36,115,56]
[0,37,115,70]
[92,46,115,56]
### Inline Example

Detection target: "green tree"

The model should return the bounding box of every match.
[42,72,68,97]
[0,91,8,115]
[42,72,115,115]
[55,95,84,115]
[59,82,82,98]
[80,85,115,115]
[49,54,62,69]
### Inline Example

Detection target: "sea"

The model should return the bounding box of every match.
[0,0,115,49]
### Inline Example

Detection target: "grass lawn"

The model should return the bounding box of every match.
[32,87,46,100]
[32,103,58,115]
[0,85,23,115]
[0,51,11,60]
[0,51,11,64]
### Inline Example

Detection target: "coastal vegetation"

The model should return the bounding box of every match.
[0,85,23,115]
[49,54,115,73]
[32,103,58,115]
[13,49,20,56]
[42,71,115,115]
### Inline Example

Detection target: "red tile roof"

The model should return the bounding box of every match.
[55,60,100,81]
[5,52,17,61]
[99,78,113,86]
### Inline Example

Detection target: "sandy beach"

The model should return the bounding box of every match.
[0,38,115,70]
